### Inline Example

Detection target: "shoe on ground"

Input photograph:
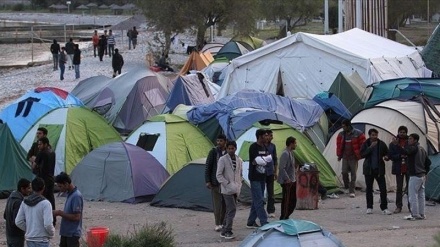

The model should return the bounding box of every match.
[382,209,392,215]
[366,208,373,214]
[419,214,426,220]
[349,193,356,198]
[224,231,235,239]
[414,215,425,220]
[328,193,339,199]
[214,225,222,232]
[268,213,276,218]
[246,222,260,229]
[404,215,416,221]
[220,232,226,238]
[393,208,402,214]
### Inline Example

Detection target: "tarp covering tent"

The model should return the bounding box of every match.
[71,142,169,203]
[0,87,83,141]
[125,114,214,175]
[71,75,112,106]
[240,219,345,247]
[236,123,338,192]
[313,92,352,120]
[328,71,367,115]
[218,28,430,99]
[150,158,251,211]
[179,51,214,75]
[421,23,440,77]
[214,41,252,60]
[202,57,230,86]
[364,78,440,108]
[426,154,440,201]
[20,107,122,175]
[0,123,33,191]
[163,73,220,113]
[89,67,173,134]
[231,35,267,49]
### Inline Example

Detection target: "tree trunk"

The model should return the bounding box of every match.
[196,25,207,50]
[163,31,171,57]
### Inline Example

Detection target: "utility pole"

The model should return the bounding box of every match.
[324,0,329,34]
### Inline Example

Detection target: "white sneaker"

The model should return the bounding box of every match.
[349,193,356,198]
[382,209,392,215]
[404,215,416,221]
[366,208,373,214]
[214,225,223,231]
[268,213,276,218]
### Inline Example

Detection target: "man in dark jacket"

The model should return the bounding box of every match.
[27,127,48,174]
[360,128,391,215]
[65,38,75,70]
[112,49,124,77]
[73,44,81,79]
[98,35,107,62]
[50,39,60,71]
[205,134,227,232]
[3,179,32,247]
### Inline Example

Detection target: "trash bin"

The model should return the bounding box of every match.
[296,166,319,210]
[87,227,109,247]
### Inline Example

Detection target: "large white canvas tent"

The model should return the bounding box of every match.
[218,28,430,99]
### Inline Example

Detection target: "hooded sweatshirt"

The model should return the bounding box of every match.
[15,193,55,242]
[3,191,25,239]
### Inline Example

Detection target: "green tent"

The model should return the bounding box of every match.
[421,23,440,76]
[236,123,339,196]
[232,35,267,50]
[0,123,33,191]
[20,107,122,175]
[328,71,366,115]
[425,154,440,201]
[125,114,214,175]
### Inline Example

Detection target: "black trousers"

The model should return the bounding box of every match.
[60,236,80,247]
[279,182,297,220]
[266,175,275,214]
[365,170,388,210]
[395,173,410,209]
[43,178,56,225]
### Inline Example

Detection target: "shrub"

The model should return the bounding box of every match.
[12,4,25,11]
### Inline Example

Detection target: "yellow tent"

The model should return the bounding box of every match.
[179,51,214,75]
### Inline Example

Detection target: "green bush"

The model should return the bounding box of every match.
[102,222,175,247]
[12,4,25,11]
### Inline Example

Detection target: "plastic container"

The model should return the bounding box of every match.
[87,227,109,247]
[296,170,320,210]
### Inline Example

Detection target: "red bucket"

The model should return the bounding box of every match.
[87,227,109,247]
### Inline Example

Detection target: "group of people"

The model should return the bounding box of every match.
[337,120,431,220]
[3,127,83,247]
[205,129,298,239]
[92,29,124,77]
[50,39,81,80]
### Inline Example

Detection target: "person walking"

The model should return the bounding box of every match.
[131,26,139,49]
[205,134,227,232]
[92,30,99,57]
[112,49,124,77]
[103,29,109,56]
[50,39,60,71]
[360,128,392,215]
[53,173,84,247]
[264,129,277,218]
[127,28,132,50]
[404,133,431,220]
[98,35,107,62]
[216,141,243,240]
[107,30,115,57]
[388,126,409,214]
[336,119,366,198]
[15,177,55,247]
[3,179,32,247]
[59,47,67,81]
[73,44,81,79]
[65,38,75,70]
[278,136,298,220]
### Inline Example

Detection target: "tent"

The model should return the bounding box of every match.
[125,114,214,174]
[218,28,430,99]
[240,219,345,247]
[236,123,338,193]
[71,75,112,106]
[214,41,252,60]
[201,43,224,55]
[426,154,440,201]
[163,73,220,113]
[231,35,267,49]
[328,71,367,115]
[179,51,214,75]
[313,92,352,121]
[0,87,83,141]
[89,67,173,134]
[20,107,121,175]
[421,23,440,77]
[150,158,251,212]
[202,57,230,86]
[71,142,169,203]
[0,123,33,191]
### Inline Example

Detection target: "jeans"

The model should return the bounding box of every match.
[395,173,409,209]
[211,186,225,226]
[60,236,80,247]
[132,38,137,49]
[280,182,297,220]
[93,45,98,57]
[408,176,425,217]
[128,38,132,50]
[67,54,73,68]
[222,194,237,233]
[365,170,388,210]
[52,54,59,70]
[26,241,49,247]
[265,175,275,214]
[59,63,65,80]
[342,159,358,193]
[247,180,267,226]
[74,64,80,79]
[108,44,114,57]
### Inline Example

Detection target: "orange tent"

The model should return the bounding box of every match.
[179,51,214,75]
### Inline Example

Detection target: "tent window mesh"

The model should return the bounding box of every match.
[136,133,159,151]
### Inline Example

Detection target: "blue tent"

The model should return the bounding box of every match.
[313,92,352,120]
[0,87,83,141]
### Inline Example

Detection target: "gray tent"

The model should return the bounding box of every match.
[421,24,440,77]
[71,142,169,203]
[328,71,367,115]
[71,75,112,106]
[240,219,345,247]
[425,154,440,201]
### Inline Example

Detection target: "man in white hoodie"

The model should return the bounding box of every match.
[15,177,55,247]
[216,141,243,240]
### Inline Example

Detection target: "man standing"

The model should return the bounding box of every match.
[112,49,124,78]
[127,28,132,50]
[98,35,107,62]
[216,141,243,240]
[54,173,84,247]
[264,129,277,218]
[103,29,109,56]
[388,126,409,214]
[107,30,115,57]
[360,128,392,215]
[131,26,139,49]
[336,119,366,198]
[247,129,270,228]
[65,38,75,70]
[27,127,48,174]
[404,133,431,220]
[59,47,67,81]
[278,136,298,220]
[35,137,56,223]
[205,134,227,232]
[3,179,32,247]
[50,39,60,71]
[73,44,81,79]
[92,30,99,57]
[15,177,55,247]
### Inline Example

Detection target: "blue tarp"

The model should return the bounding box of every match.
[187,90,323,140]
[313,92,352,120]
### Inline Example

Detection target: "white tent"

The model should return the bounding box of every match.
[218,28,430,99]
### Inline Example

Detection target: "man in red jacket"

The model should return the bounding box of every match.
[336,119,366,198]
